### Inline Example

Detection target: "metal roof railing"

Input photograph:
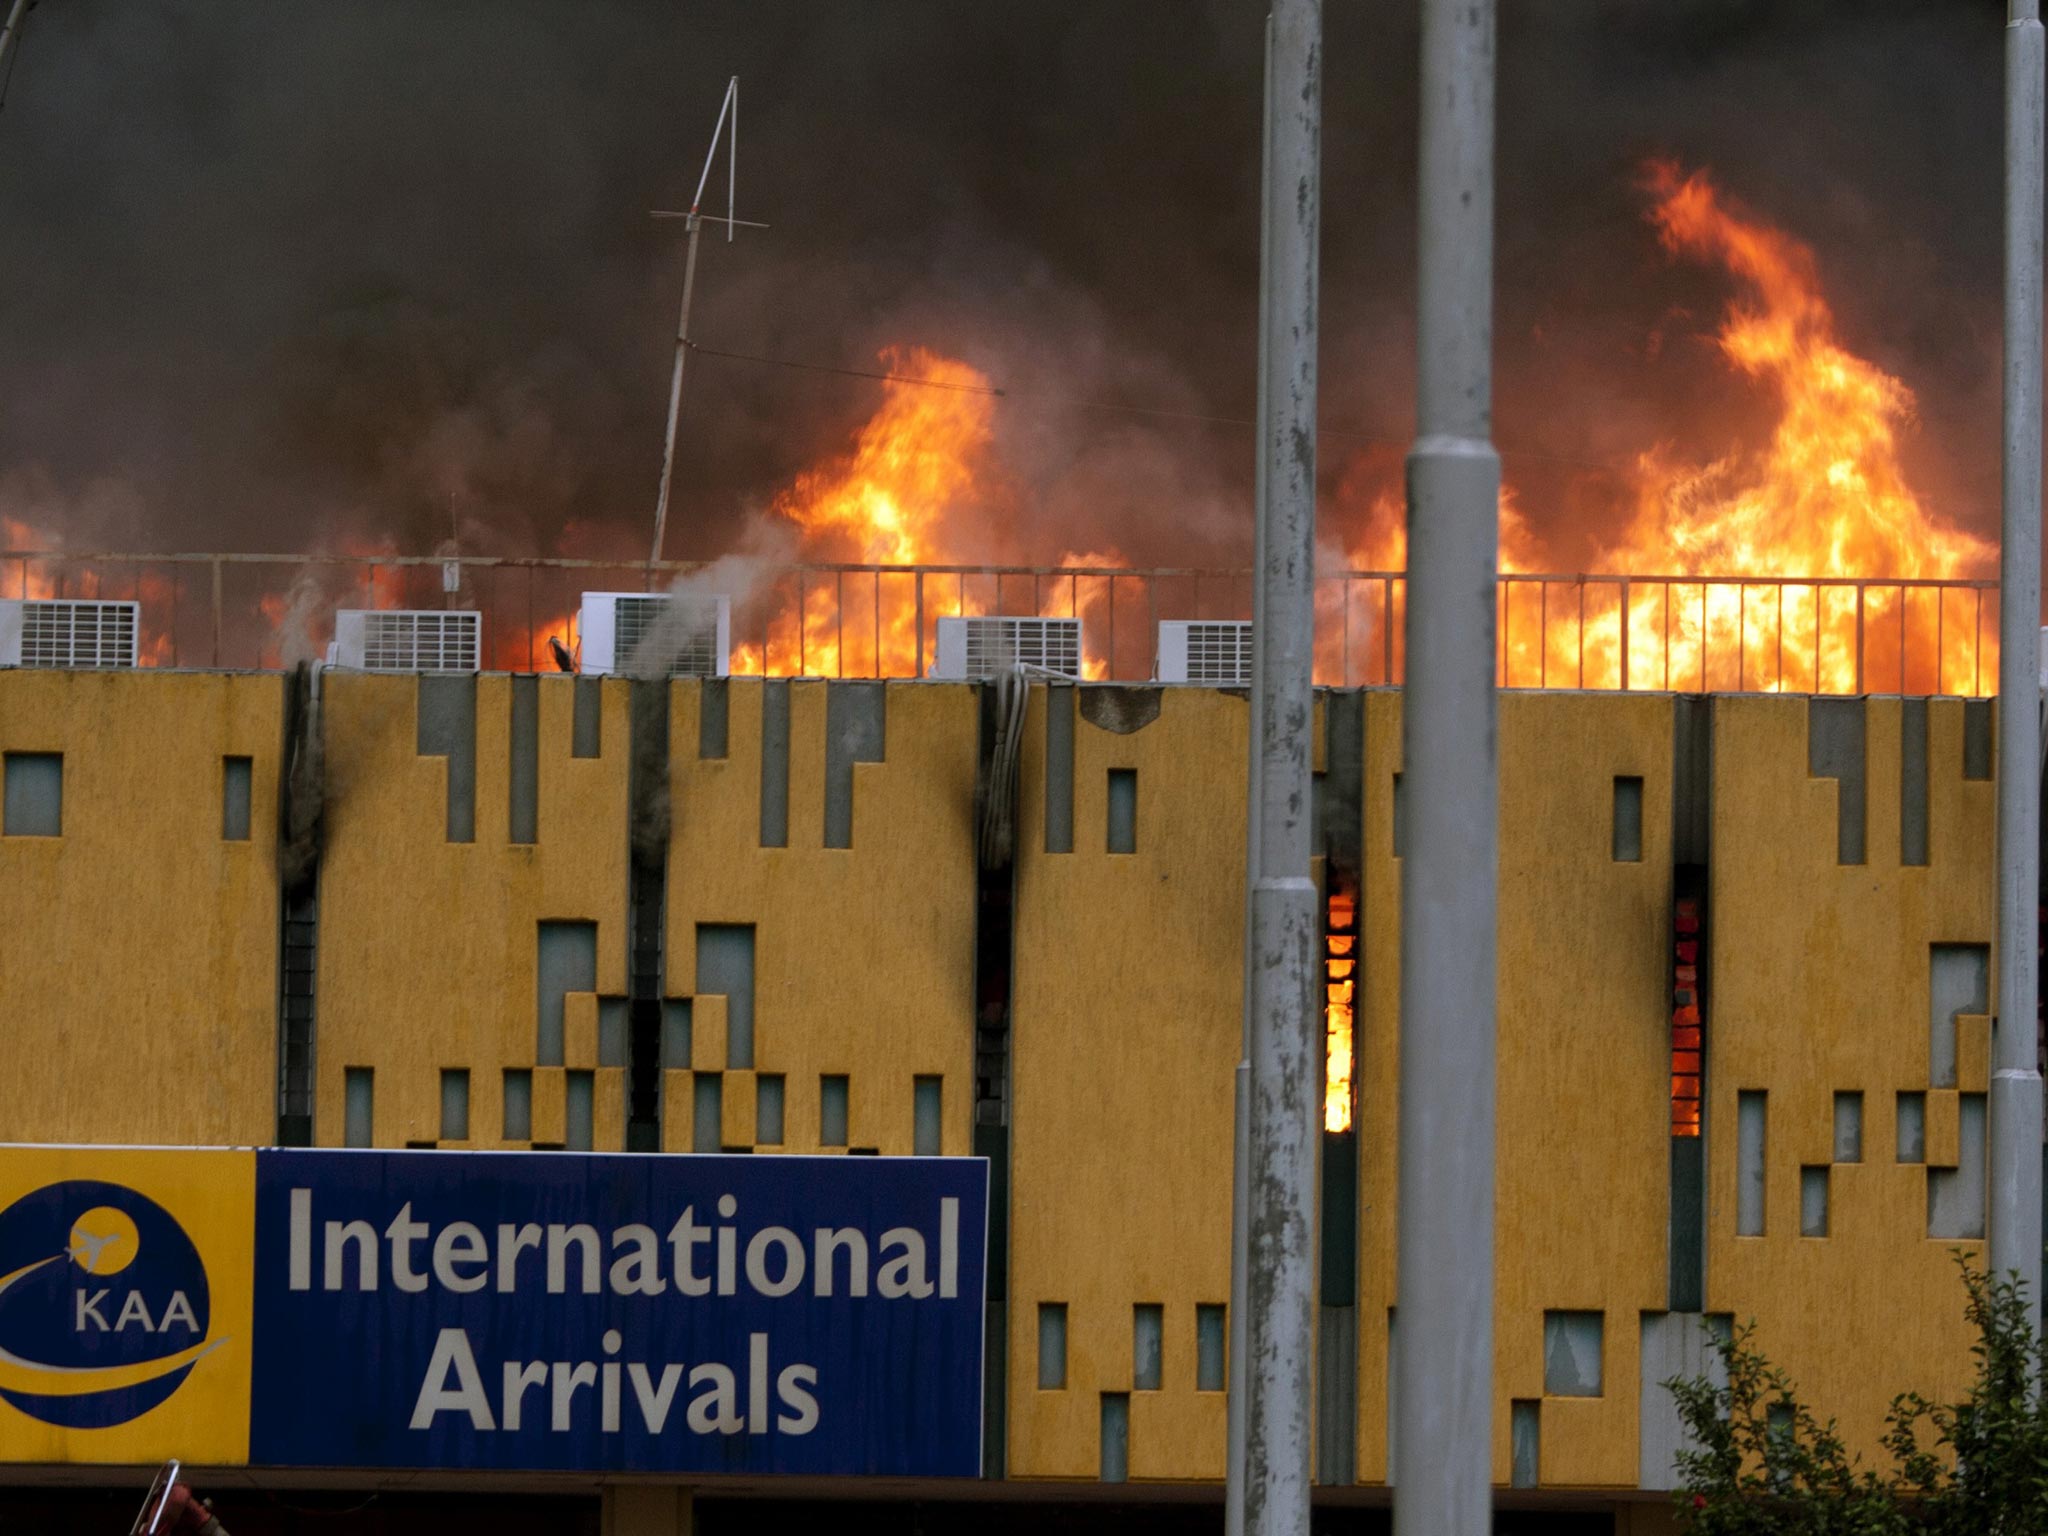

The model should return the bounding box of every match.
[0,548,2002,694]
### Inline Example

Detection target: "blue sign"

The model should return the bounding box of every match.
[249,1150,987,1477]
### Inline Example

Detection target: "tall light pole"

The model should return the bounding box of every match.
[1238,1,1321,1534]
[1225,16,1276,1536]
[1992,0,2044,1310]
[1395,0,1499,1531]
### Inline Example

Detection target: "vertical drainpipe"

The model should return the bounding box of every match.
[1396,1,1499,1532]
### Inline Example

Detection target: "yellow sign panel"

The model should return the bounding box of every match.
[0,1147,253,1466]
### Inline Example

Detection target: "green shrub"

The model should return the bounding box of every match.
[1670,1257,2048,1533]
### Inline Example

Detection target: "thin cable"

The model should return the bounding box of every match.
[685,341,1006,396]
[244,1483,383,1519]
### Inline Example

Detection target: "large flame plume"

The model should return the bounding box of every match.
[1332,160,1995,694]
[1605,161,1994,693]
[727,346,1119,679]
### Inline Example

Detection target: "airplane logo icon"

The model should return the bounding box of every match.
[68,1225,123,1274]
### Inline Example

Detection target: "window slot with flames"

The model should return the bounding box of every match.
[1672,897,1703,1136]
[1325,881,1358,1133]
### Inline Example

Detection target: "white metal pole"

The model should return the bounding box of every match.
[1395,0,1499,1531]
[1244,2,1320,1533]
[1228,17,1277,1536]
[1993,0,2044,1307]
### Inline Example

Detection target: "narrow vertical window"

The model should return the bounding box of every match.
[440,1069,469,1142]
[222,756,253,841]
[1106,769,1137,854]
[661,1000,692,1068]
[820,1075,850,1147]
[913,1076,943,1156]
[1896,1091,1926,1164]
[1038,1303,1068,1390]
[1195,1305,1227,1392]
[1800,1166,1829,1237]
[1099,1394,1129,1483]
[693,1074,722,1153]
[566,1070,594,1151]
[1132,1304,1163,1390]
[1736,1090,1767,1235]
[1611,776,1643,862]
[1833,1091,1863,1163]
[344,1067,374,1149]
[756,1075,786,1146]
[1324,878,1358,1132]
[502,1069,533,1141]
[1510,1401,1540,1489]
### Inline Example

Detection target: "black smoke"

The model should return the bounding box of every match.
[0,0,2014,571]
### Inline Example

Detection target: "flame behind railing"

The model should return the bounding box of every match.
[0,549,2001,694]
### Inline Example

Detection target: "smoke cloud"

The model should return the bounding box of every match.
[0,0,2012,576]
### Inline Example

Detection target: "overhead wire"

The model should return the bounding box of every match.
[683,338,1632,475]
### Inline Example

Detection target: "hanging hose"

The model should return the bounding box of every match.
[977,665,1027,871]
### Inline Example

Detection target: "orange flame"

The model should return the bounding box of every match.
[1601,161,1993,693]
[2,513,178,665]
[727,347,1121,679]
[1332,161,1995,695]
[3,515,60,601]
[1324,884,1357,1133]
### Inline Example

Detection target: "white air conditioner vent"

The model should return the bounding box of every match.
[1157,620,1253,685]
[327,609,482,672]
[930,616,1084,680]
[578,592,730,677]
[0,599,140,669]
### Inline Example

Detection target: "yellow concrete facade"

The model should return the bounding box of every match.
[1008,686,1248,1480]
[1705,695,1992,1453]
[0,671,279,1145]
[0,669,2013,1505]
[1351,692,1675,1488]
[315,672,632,1148]
[663,680,978,1158]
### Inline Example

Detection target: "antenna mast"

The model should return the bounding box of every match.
[648,76,761,578]
[0,1,37,105]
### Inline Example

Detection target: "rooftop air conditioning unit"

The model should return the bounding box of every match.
[327,609,482,672]
[0,599,140,669]
[1157,619,1253,686]
[578,592,730,677]
[930,615,1083,680]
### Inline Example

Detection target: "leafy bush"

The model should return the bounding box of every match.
[1671,1258,2048,1533]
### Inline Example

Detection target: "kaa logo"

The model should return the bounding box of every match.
[0,1180,223,1428]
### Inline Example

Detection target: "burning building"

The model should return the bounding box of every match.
[0,112,2028,1536]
